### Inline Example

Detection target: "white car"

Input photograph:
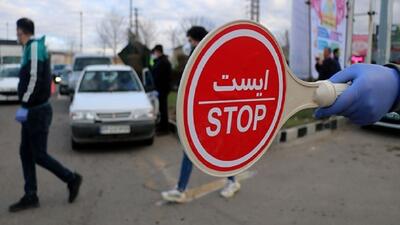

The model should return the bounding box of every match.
[0,64,20,101]
[69,65,156,149]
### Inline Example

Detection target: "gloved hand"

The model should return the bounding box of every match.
[315,63,400,125]
[15,107,29,123]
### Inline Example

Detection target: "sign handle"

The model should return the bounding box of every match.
[314,81,349,107]
[281,69,349,126]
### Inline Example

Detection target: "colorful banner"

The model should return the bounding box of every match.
[352,34,369,56]
[310,0,347,78]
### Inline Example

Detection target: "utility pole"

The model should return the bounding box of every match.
[344,0,354,68]
[377,0,393,65]
[5,22,9,40]
[305,0,313,81]
[134,8,139,38]
[80,11,83,53]
[353,0,376,64]
[365,0,376,64]
[249,0,260,22]
[129,0,132,32]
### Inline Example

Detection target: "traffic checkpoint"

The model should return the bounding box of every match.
[176,20,349,177]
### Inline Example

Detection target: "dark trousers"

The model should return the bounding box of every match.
[158,91,169,130]
[20,103,74,195]
[177,153,235,192]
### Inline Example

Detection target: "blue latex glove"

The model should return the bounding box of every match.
[315,64,400,125]
[15,107,29,123]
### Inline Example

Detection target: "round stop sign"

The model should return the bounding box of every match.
[177,21,286,176]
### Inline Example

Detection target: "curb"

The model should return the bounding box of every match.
[168,116,348,144]
[277,116,347,143]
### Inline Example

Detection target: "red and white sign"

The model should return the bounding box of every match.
[177,21,287,176]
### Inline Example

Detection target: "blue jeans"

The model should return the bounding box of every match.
[177,153,235,192]
[19,103,74,195]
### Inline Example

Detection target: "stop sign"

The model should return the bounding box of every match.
[177,21,286,177]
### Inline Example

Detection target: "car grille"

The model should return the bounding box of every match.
[96,112,132,120]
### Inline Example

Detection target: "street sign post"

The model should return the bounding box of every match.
[177,20,348,177]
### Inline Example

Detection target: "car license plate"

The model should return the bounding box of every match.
[100,125,131,135]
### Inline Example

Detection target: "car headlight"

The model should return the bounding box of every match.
[55,76,62,83]
[70,111,95,122]
[133,108,155,120]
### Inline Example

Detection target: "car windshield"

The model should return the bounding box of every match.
[73,58,110,71]
[0,67,20,78]
[78,71,142,93]
[60,70,71,80]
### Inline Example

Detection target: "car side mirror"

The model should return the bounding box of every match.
[141,68,155,92]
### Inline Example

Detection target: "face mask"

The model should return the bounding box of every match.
[183,42,192,56]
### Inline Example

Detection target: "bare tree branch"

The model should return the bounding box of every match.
[167,27,182,49]
[139,19,158,48]
[96,9,126,56]
[180,16,215,34]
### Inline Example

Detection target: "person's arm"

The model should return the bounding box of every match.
[314,63,400,125]
[15,42,35,123]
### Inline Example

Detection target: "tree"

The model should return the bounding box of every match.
[138,19,158,48]
[180,16,215,34]
[96,25,109,55]
[96,9,126,56]
[167,26,181,49]
[167,16,215,48]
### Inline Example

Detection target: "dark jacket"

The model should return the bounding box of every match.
[315,58,341,80]
[151,55,172,93]
[18,36,51,108]
[386,63,400,112]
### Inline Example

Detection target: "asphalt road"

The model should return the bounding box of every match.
[0,96,399,225]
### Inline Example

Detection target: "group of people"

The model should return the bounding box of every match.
[315,47,341,80]
[8,16,400,213]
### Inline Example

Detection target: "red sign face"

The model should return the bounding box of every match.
[178,21,286,176]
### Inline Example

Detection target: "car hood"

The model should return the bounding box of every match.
[70,92,152,112]
[0,78,19,91]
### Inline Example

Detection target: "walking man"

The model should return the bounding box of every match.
[9,18,82,213]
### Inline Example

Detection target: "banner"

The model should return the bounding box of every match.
[352,34,368,56]
[311,0,347,79]
[289,1,311,80]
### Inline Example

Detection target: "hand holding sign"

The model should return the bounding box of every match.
[177,20,348,177]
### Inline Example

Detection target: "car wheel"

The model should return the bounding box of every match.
[143,137,154,146]
[71,138,83,150]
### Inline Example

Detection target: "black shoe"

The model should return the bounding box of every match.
[68,172,82,203]
[9,194,40,213]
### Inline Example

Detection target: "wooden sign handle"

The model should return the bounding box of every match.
[281,68,349,127]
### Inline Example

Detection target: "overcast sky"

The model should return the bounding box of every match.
[0,0,399,55]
